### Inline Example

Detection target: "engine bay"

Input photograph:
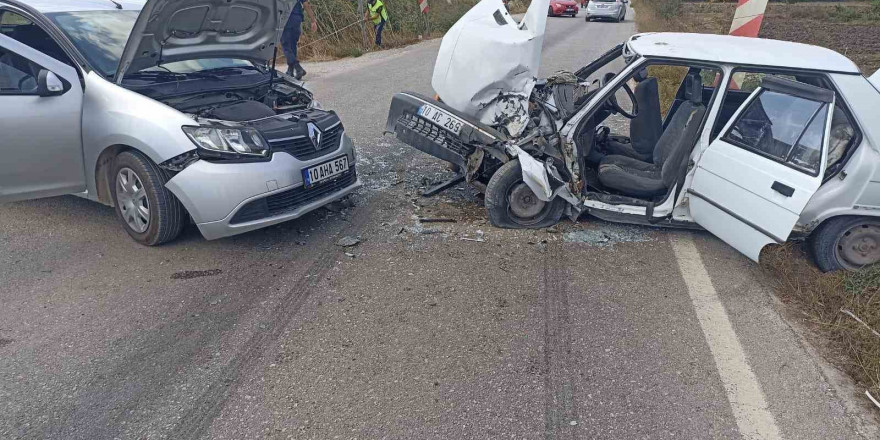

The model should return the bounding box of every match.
[160,78,315,122]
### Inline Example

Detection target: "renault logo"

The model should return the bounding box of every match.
[307,122,322,150]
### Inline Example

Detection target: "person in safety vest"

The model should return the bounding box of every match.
[282,0,318,79]
[364,0,389,48]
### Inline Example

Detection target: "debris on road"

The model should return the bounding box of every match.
[867,390,880,411]
[563,224,651,248]
[419,218,457,223]
[345,252,356,258]
[170,269,223,280]
[336,236,361,247]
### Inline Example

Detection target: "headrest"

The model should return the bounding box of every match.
[684,73,702,105]
[633,68,648,82]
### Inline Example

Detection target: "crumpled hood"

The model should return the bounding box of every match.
[432,0,550,136]
[115,0,289,83]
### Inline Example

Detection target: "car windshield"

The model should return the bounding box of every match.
[47,10,256,80]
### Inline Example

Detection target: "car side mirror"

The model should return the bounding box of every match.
[37,69,66,97]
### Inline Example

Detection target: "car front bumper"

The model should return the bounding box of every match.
[165,133,361,240]
[553,5,579,14]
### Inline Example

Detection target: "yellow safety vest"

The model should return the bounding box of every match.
[368,0,388,25]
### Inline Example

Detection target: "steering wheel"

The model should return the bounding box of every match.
[601,72,639,119]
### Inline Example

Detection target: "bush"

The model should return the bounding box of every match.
[655,0,682,20]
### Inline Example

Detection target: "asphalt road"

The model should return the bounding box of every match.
[1,7,877,440]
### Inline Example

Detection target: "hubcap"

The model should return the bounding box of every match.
[116,168,150,233]
[508,182,547,222]
[836,223,880,268]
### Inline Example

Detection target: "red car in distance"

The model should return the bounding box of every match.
[548,0,579,16]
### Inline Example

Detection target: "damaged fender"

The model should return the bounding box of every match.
[432,0,550,136]
[510,146,580,207]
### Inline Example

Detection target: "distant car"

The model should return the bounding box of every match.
[0,0,361,245]
[586,0,626,22]
[388,0,880,272]
[548,0,578,17]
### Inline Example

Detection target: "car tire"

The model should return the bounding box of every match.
[810,216,880,272]
[485,159,566,229]
[110,150,186,246]
[548,7,554,16]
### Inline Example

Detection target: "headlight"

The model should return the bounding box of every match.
[182,126,270,160]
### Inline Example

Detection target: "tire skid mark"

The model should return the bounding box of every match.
[542,243,580,440]
[169,202,377,440]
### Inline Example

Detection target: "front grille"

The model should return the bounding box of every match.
[230,167,357,225]
[269,123,344,161]
[397,113,473,157]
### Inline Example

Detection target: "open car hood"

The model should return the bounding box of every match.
[432,0,550,136]
[115,0,288,83]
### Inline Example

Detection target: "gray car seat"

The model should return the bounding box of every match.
[603,69,663,162]
[597,73,706,198]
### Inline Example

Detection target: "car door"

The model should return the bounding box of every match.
[688,76,834,261]
[0,32,85,203]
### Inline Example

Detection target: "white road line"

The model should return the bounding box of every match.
[670,235,783,440]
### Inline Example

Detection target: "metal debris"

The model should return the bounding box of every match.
[419,218,457,223]
[336,236,361,247]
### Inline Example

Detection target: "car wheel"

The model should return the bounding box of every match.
[111,150,186,246]
[485,159,566,229]
[810,216,880,272]
[548,7,554,16]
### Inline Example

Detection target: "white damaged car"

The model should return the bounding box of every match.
[0,0,360,245]
[386,0,880,271]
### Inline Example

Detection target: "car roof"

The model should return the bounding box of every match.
[628,32,861,75]
[5,0,145,14]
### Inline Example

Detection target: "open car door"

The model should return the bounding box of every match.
[688,76,835,261]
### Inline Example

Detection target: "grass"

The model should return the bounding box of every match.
[635,0,880,401]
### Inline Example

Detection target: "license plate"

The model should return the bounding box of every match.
[418,104,464,135]
[303,155,349,188]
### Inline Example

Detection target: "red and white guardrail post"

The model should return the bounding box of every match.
[729,0,769,38]
[727,0,769,88]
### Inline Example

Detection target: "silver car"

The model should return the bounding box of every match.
[585,0,626,22]
[0,0,361,245]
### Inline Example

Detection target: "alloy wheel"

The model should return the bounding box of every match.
[116,167,150,233]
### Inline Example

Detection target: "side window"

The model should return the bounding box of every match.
[711,72,819,139]
[0,46,40,94]
[0,10,73,67]
[722,89,828,175]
